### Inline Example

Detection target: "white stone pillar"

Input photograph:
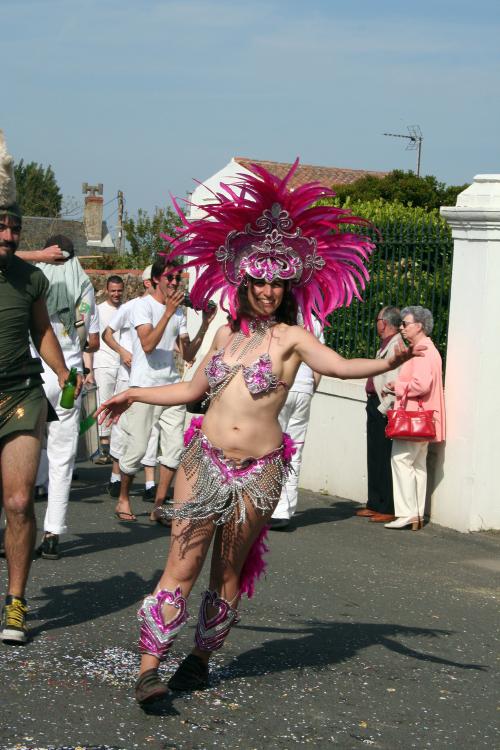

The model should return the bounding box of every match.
[431,175,500,531]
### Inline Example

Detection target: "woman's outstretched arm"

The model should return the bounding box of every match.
[293,326,420,380]
[96,325,229,426]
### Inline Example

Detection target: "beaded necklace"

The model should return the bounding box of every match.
[228,316,277,358]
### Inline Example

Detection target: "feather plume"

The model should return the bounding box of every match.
[0,130,17,209]
[161,159,375,329]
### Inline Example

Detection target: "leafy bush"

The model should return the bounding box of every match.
[332,170,468,211]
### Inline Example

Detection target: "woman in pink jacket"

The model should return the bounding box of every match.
[383,306,445,530]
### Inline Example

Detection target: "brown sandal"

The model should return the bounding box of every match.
[114,510,137,522]
[135,668,168,705]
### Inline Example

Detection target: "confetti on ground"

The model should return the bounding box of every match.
[5,746,124,750]
[1,478,498,749]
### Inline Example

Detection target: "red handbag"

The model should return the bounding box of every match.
[385,387,436,441]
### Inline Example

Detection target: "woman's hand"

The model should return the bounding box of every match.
[95,389,135,427]
[387,342,425,370]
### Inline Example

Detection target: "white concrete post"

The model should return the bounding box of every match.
[432,175,500,531]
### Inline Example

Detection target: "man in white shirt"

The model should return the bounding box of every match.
[115,257,216,522]
[91,275,124,464]
[270,315,324,530]
[32,235,100,559]
[102,265,160,502]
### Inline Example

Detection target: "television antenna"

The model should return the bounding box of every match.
[383,125,423,176]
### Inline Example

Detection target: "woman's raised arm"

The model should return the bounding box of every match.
[293,326,417,380]
[96,325,228,427]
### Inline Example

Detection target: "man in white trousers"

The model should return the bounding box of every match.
[92,275,125,464]
[270,315,324,530]
[33,235,100,560]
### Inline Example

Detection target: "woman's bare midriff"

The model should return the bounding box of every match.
[201,373,288,460]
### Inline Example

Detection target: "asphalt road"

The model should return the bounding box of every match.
[1,462,499,750]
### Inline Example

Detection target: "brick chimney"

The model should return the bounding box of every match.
[82,182,103,242]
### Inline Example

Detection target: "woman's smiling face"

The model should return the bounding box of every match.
[247,277,285,317]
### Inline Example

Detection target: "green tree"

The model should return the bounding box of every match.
[14,159,62,217]
[123,207,181,266]
[82,206,183,271]
[332,170,469,211]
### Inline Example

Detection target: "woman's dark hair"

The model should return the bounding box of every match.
[229,277,298,332]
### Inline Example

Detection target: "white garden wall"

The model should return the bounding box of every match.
[299,377,368,501]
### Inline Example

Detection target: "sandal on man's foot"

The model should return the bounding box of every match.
[135,668,168,705]
[168,654,209,691]
[114,510,137,522]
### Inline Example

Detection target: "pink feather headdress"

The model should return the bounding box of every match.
[162,159,375,330]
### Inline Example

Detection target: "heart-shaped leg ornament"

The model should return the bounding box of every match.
[195,590,240,652]
[138,587,188,660]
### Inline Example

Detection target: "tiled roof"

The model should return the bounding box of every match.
[18,217,113,256]
[234,157,387,188]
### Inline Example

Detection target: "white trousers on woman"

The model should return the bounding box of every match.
[273,391,312,520]
[391,439,429,519]
[36,366,82,536]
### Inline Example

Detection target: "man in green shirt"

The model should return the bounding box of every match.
[0,130,77,644]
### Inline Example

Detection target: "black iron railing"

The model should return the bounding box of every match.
[324,220,453,365]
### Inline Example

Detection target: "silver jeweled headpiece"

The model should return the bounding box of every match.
[215,202,325,286]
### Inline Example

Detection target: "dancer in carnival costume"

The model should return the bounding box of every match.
[98,160,420,705]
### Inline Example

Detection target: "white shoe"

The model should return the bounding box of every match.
[384,516,423,530]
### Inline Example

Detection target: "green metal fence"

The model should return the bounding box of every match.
[324,219,453,364]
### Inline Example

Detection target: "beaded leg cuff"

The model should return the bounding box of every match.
[138,587,188,661]
[195,590,240,652]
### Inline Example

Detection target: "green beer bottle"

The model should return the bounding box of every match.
[79,413,96,435]
[60,367,78,409]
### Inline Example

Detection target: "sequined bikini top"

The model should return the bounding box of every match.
[205,350,288,396]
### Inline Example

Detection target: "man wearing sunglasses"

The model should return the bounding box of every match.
[113,256,216,522]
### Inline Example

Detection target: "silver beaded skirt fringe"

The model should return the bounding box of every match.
[159,420,295,526]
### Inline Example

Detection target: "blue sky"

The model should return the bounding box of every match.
[5,0,500,232]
